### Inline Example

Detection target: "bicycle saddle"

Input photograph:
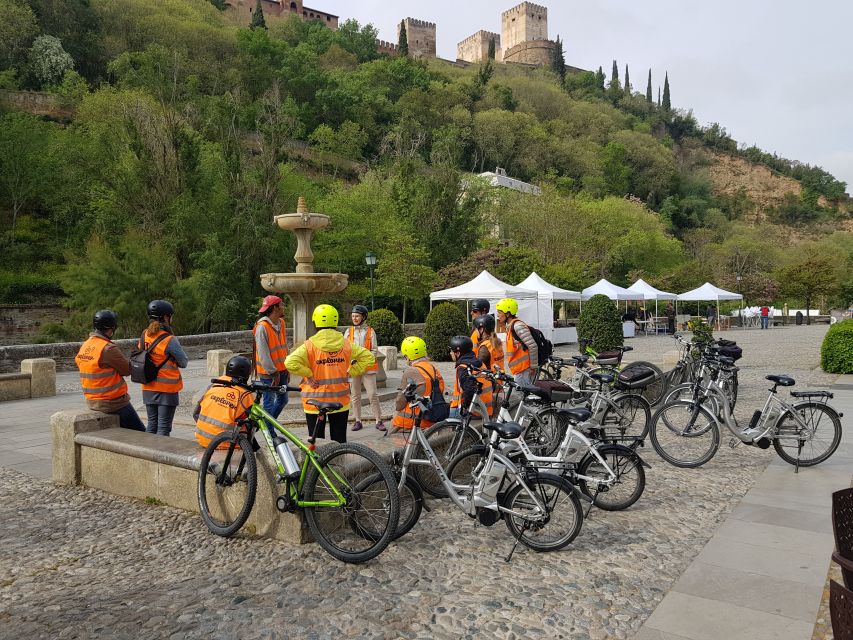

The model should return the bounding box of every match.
[766,375,795,387]
[484,421,522,440]
[306,400,344,412]
[519,383,548,398]
[590,371,615,384]
[620,346,633,352]
[717,356,735,366]
[571,355,589,364]
[558,407,592,423]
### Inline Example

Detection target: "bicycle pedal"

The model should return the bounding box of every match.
[728,438,741,449]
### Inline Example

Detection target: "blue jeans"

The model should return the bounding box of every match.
[113,404,145,431]
[761,316,769,329]
[145,404,177,436]
[259,373,290,421]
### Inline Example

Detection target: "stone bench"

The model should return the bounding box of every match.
[0,358,55,401]
[51,410,309,544]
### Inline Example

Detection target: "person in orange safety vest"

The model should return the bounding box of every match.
[194,355,255,449]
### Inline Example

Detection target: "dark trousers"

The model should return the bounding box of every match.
[305,411,349,444]
[145,404,178,436]
[112,403,145,431]
[667,319,675,334]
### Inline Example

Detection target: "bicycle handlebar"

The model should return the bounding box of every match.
[209,378,300,395]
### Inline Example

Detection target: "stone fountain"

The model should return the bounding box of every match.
[260,196,348,345]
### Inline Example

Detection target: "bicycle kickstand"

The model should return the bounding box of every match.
[505,522,529,563]
[584,488,600,519]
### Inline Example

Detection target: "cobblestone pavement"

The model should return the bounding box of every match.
[0,325,836,639]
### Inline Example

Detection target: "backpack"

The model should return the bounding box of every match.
[129,331,171,384]
[511,321,553,367]
[415,364,449,423]
[716,338,743,362]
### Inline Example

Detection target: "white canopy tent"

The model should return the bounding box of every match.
[628,279,677,326]
[677,282,744,326]
[582,279,646,338]
[517,272,585,344]
[429,270,545,335]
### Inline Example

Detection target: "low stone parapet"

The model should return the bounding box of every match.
[51,410,309,544]
[0,357,56,401]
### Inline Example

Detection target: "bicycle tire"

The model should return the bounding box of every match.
[600,393,651,439]
[197,431,257,537]
[356,472,424,541]
[577,446,646,511]
[623,361,665,407]
[502,474,583,552]
[772,402,841,467]
[303,442,399,564]
[414,421,481,498]
[525,407,568,457]
[649,400,720,468]
[445,445,489,486]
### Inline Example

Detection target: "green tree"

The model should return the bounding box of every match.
[776,254,839,325]
[424,302,468,361]
[0,113,50,245]
[595,66,605,91]
[487,36,496,60]
[28,35,74,87]
[601,142,631,196]
[0,0,38,70]
[551,35,566,82]
[398,22,408,56]
[607,59,622,103]
[250,0,266,30]
[646,69,652,103]
[624,64,630,94]
[375,233,436,326]
[662,72,671,111]
[208,0,226,9]
[577,294,623,351]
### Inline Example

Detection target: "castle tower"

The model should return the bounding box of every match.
[501,2,548,52]
[457,31,502,63]
[399,17,436,59]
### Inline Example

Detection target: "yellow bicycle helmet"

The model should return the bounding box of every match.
[400,336,427,361]
[312,304,339,328]
[495,297,518,316]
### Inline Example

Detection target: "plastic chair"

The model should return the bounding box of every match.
[831,579,853,638]
[833,488,853,589]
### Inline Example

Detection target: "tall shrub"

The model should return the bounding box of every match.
[577,294,623,352]
[424,302,468,361]
[366,308,404,347]
[821,320,853,374]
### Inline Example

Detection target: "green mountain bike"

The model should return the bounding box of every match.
[197,380,400,564]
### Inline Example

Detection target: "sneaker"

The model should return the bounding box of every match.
[375,421,387,432]
[352,421,363,431]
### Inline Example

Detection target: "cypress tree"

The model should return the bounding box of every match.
[611,59,619,88]
[624,64,630,94]
[595,66,605,91]
[551,35,566,82]
[607,59,621,102]
[646,69,653,103]
[398,22,409,57]
[487,36,496,60]
[657,86,661,107]
[662,72,671,111]
[250,0,266,30]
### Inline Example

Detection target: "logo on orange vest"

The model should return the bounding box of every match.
[315,356,346,365]
[210,393,237,409]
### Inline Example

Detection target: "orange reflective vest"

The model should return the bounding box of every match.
[195,376,255,449]
[450,363,495,418]
[254,318,288,376]
[299,340,353,413]
[347,326,379,373]
[140,330,183,393]
[505,319,531,375]
[392,361,444,430]
[471,328,479,347]
[480,338,505,373]
[75,336,128,402]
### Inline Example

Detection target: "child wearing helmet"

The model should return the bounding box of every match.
[392,336,445,433]
[346,304,384,432]
[284,304,376,443]
[448,335,485,419]
[495,297,538,385]
[469,299,490,346]
[193,356,255,449]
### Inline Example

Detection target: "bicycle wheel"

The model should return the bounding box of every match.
[197,431,257,537]
[303,442,399,564]
[414,421,481,498]
[772,402,842,467]
[355,472,423,541]
[623,361,665,406]
[525,407,568,457]
[721,374,738,410]
[502,474,583,552]
[649,400,720,468]
[600,394,651,439]
[445,445,488,486]
[577,446,646,511]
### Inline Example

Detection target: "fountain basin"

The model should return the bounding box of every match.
[274,212,330,233]
[260,272,348,295]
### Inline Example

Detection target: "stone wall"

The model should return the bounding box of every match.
[400,18,437,59]
[457,30,501,63]
[227,0,338,29]
[0,304,69,346]
[501,2,548,52]
[376,39,399,56]
[502,39,556,67]
[0,89,74,120]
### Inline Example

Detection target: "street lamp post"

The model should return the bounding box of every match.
[365,251,377,311]
[736,273,743,327]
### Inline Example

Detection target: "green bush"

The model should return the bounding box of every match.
[687,319,714,345]
[424,302,468,361]
[821,320,853,374]
[577,294,623,352]
[366,308,404,347]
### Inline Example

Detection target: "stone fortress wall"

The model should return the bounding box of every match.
[501,1,548,52]
[228,0,339,29]
[399,17,437,59]
[456,31,502,64]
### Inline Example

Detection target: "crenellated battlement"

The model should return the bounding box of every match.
[403,17,436,29]
[458,30,500,46]
[502,2,548,18]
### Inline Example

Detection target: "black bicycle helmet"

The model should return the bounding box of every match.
[147,299,174,320]
[225,355,252,383]
[93,309,118,332]
[449,335,474,354]
[351,304,369,318]
[471,299,490,314]
[472,313,496,333]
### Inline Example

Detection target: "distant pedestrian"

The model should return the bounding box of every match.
[666,302,676,334]
[75,310,145,431]
[347,305,384,432]
[760,304,770,330]
[139,300,188,437]
[706,305,716,329]
[253,295,290,420]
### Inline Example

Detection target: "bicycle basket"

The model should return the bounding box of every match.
[533,380,574,403]
[615,367,656,390]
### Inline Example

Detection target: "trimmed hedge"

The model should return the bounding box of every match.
[577,294,623,352]
[366,308,405,347]
[821,319,853,374]
[424,302,468,361]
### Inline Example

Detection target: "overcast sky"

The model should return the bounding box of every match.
[315,0,853,192]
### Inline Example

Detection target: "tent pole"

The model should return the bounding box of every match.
[716,299,720,332]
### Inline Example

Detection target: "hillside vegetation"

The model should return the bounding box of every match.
[0,0,851,339]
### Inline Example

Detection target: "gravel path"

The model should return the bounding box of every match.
[0,325,836,639]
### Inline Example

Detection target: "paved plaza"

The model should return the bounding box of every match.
[0,325,849,639]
